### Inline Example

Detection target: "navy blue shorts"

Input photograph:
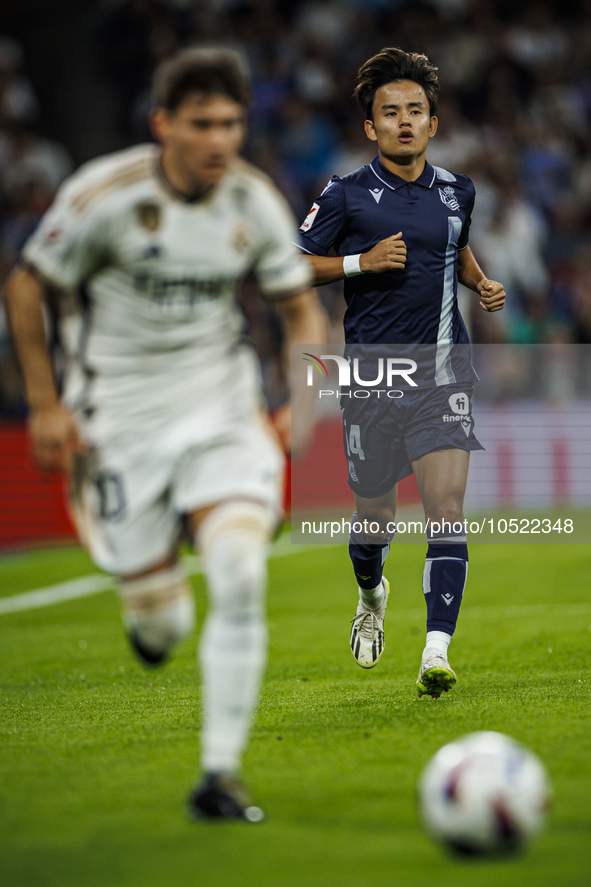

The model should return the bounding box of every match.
[341,384,484,498]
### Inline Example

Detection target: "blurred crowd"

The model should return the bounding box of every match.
[2,0,591,416]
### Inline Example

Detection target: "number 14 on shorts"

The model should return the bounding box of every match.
[344,422,365,460]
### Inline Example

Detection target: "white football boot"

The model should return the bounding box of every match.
[350,578,390,668]
[416,653,457,699]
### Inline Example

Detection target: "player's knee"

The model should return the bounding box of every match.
[118,564,195,655]
[355,505,395,543]
[424,497,464,529]
[196,501,276,618]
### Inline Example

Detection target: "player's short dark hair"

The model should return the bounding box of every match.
[354,47,440,120]
[153,47,251,112]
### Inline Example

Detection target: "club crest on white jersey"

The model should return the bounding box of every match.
[136,200,162,231]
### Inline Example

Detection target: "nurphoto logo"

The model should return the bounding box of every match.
[303,353,418,388]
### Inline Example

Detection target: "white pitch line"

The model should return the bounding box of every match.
[0,574,117,614]
[2,542,589,620]
[0,537,333,616]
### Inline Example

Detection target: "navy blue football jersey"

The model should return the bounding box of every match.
[297,157,475,348]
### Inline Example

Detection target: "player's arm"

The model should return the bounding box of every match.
[5,175,109,471]
[273,287,327,345]
[297,178,406,286]
[456,246,506,313]
[271,288,328,455]
[252,181,329,452]
[303,233,407,286]
[4,265,82,473]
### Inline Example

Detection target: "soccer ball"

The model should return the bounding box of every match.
[418,731,551,856]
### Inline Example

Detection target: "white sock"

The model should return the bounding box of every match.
[422,630,452,661]
[359,577,386,610]
[119,566,195,656]
[198,503,273,774]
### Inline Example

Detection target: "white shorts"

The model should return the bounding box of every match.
[70,415,285,575]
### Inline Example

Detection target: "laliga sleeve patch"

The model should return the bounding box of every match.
[300,202,319,232]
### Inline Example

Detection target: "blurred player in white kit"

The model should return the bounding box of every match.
[5,47,326,820]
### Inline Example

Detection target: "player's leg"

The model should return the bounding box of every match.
[342,390,403,668]
[351,487,398,597]
[69,448,194,667]
[186,497,275,821]
[348,487,397,667]
[118,554,195,666]
[172,418,284,820]
[412,447,470,698]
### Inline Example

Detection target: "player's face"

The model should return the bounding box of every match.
[365,81,437,164]
[152,93,246,190]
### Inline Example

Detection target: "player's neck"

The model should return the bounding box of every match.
[378,150,427,183]
[158,153,214,202]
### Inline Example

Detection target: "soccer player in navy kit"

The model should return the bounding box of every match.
[297,48,506,698]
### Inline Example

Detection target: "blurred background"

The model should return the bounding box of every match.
[2,0,591,547]
[1,0,591,418]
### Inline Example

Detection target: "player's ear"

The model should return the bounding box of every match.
[364,119,378,142]
[429,116,438,138]
[149,107,171,143]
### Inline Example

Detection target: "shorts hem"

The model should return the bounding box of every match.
[347,466,413,499]
[92,540,177,577]
[174,486,283,517]
[408,438,484,464]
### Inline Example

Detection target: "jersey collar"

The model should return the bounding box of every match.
[369,156,436,191]
[155,156,218,204]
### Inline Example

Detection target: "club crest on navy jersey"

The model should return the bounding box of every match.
[438,186,460,211]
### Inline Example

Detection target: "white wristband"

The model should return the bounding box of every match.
[343,254,363,277]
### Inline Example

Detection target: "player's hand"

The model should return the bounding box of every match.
[28,403,85,474]
[477,278,506,312]
[360,232,407,273]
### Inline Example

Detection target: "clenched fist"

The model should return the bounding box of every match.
[360,232,407,273]
[477,278,506,313]
[29,403,85,474]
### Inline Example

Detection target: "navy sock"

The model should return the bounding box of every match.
[348,512,395,590]
[423,542,468,635]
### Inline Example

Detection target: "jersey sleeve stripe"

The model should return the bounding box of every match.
[293,242,314,255]
[70,158,154,214]
[296,234,329,257]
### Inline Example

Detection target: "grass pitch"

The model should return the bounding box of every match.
[1,540,590,887]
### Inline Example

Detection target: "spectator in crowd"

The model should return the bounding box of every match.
[0,33,73,417]
[3,0,591,416]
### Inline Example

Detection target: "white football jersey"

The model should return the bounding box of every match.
[22,144,310,438]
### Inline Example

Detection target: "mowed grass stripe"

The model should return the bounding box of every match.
[2,546,591,620]
[0,543,590,887]
[0,538,333,614]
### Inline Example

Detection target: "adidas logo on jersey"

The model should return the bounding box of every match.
[369,188,384,204]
